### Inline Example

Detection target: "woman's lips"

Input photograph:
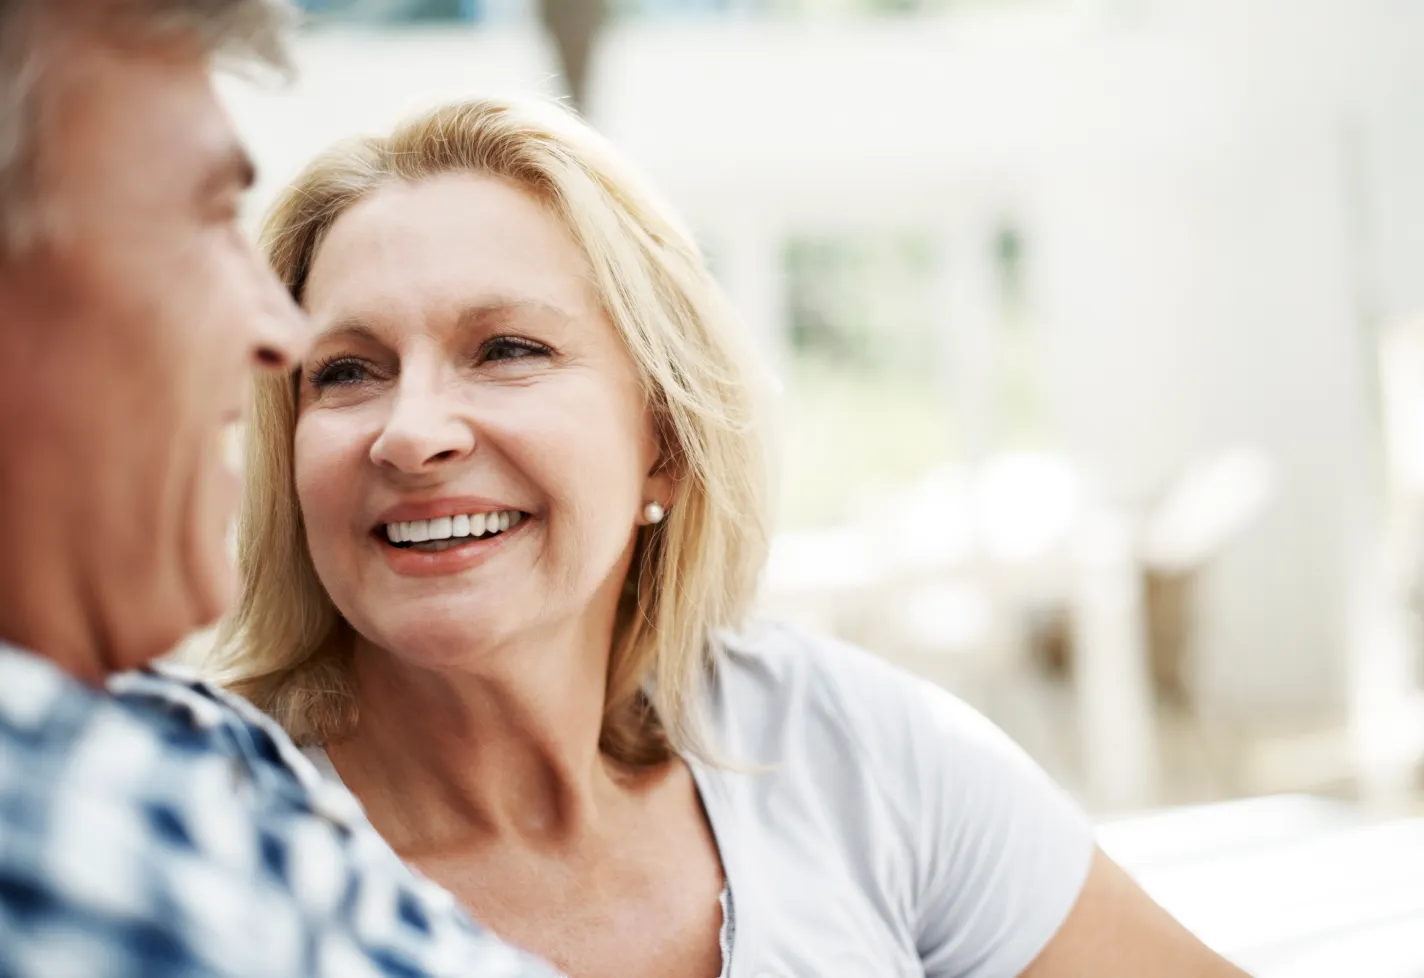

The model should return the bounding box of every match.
[376,513,531,577]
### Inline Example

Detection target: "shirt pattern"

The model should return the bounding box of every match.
[0,642,557,978]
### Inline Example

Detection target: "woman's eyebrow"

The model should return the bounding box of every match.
[309,319,383,347]
[306,301,574,352]
[454,299,574,331]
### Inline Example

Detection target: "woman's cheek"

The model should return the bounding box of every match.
[293,418,357,525]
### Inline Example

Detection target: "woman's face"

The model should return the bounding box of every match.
[295,173,669,666]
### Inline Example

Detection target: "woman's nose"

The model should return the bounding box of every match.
[369,383,476,474]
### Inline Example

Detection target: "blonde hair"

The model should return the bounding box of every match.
[210,98,771,767]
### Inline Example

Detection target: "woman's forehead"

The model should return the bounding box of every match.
[303,174,596,325]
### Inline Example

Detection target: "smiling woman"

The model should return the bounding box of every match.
[208,98,1248,978]
[217,102,769,768]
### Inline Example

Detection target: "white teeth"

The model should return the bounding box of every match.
[383,510,524,547]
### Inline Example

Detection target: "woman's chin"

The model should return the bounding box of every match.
[358,609,525,668]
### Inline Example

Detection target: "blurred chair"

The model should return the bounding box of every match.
[1358,320,1424,807]
[760,447,1279,812]
[1067,448,1276,811]
[1138,447,1277,704]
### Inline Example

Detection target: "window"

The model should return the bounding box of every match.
[610,0,1050,20]
[778,231,951,528]
[296,0,532,24]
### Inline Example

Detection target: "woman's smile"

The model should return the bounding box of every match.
[382,509,525,549]
[375,512,533,577]
[372,498,535,577]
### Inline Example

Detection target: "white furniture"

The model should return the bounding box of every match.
[1101,794,1424,977]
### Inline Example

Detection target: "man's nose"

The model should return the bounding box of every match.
[248,254,310,373]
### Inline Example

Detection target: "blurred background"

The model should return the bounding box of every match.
[217,0,1424,972]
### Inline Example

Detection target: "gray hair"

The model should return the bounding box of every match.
[0,0,295,251]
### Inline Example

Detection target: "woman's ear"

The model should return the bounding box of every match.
[639,465,676,525]
[639,411,677,520]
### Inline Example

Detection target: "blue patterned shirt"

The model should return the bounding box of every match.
[0,642,557,978]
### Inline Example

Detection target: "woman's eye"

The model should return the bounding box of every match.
[309,358,369,388]
[483,337,551,364]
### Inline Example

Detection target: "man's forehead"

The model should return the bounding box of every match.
[46,36,242,181]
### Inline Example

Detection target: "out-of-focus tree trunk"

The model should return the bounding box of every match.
[538,0,607,113]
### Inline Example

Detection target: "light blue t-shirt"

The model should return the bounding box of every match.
[308,622,1095,978]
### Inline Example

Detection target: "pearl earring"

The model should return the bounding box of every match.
[642,501,666,525]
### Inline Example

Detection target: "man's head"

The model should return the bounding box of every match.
[0,0,307,679]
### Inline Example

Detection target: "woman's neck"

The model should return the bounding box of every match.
[327,625,631,854]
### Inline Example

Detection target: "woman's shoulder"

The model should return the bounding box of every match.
[715,618,921,696]
[707,620,1006,770]
[706,622,1094,978]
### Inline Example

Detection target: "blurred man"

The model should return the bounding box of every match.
[0,2,553,975]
